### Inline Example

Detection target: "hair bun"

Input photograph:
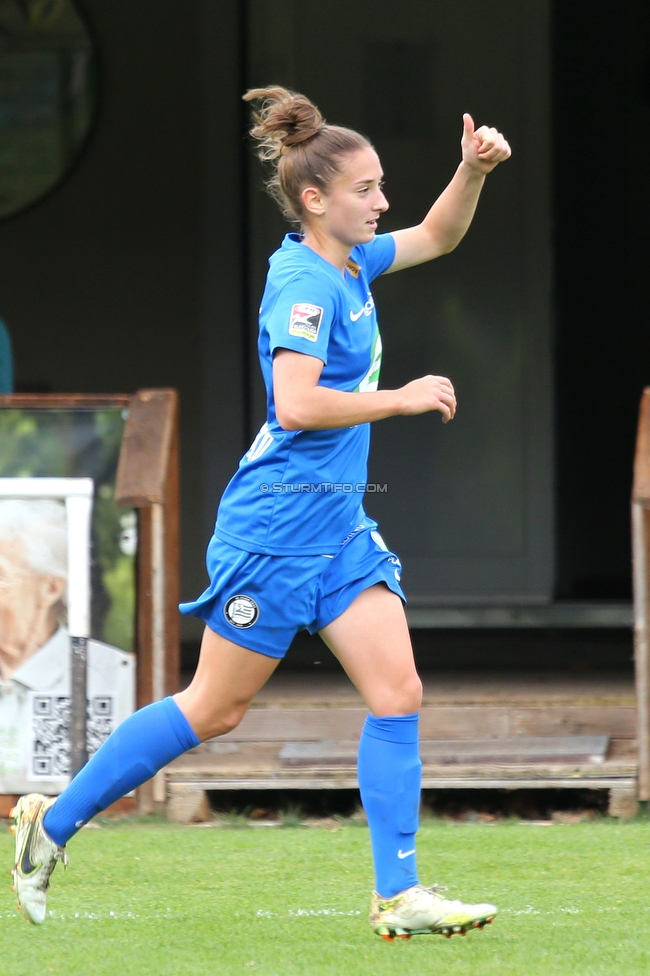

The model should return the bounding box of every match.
[243,85,370,223]
[243,86,325,160]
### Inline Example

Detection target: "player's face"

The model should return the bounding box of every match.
[319,147,389,247]
[0,536,64,675]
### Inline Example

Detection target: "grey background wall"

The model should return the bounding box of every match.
[0,2,211,640]
[1,0,648,656]
[245,0,554,604]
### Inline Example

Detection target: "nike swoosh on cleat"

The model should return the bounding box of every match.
[19,803,43,877]
[349,308,364,321]
[397,849,416,859]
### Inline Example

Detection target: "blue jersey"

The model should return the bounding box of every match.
[214,232,396,555]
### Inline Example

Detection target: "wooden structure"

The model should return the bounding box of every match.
[166,671,637,822]
[115,388,180,809]
[0,392,181,710]
[0,391,180,817]
[633,387,650,801]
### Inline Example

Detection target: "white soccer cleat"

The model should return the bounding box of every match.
[10,793,68,924]
[370,882,497,940]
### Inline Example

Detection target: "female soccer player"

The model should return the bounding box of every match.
[11,87,510,938]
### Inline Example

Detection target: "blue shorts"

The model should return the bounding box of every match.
[179,519,405,658]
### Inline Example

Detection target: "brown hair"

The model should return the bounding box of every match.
[243,86,371,224]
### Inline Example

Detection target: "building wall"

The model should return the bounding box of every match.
[0,1,213,638]
[243,0,554,603]
[0,0,555,621]
[1,0,646,645]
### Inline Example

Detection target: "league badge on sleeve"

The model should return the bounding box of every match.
[288,303,323,342]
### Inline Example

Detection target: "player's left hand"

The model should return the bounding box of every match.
[461,114,511,174]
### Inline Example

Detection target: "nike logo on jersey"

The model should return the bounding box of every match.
[349,295,376,322]
[397,848,416,859]
[19,802,43,876]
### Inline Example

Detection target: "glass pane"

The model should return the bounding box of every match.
[0,406,135,653]
[0,0,96,218]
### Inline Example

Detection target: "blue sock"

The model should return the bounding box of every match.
[44,696,200,846]
[357,713,421,899]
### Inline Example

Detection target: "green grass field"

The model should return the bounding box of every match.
[2,815,649,975]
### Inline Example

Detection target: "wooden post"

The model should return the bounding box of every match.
[115,388,180,809]
[632,388,650,801]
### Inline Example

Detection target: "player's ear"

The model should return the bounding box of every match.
[301,185,325,217]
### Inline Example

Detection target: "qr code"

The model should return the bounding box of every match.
[30,695,115,779]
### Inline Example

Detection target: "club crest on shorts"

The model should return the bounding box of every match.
[224,594,259,628]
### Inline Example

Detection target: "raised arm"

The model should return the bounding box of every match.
[273,349,456,431]
[388,114,511,273]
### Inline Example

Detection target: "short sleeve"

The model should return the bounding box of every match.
[265,270,338,365]
[356,233,396,282]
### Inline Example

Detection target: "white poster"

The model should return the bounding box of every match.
[0,493,135,793]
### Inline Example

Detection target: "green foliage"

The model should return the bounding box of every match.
[1,818,649,974]
[101,554,136,650]
[278,804,306,828]
[0,409,63,476]
[213,810,254,829]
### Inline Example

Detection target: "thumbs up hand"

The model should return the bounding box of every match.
[461,113,511,174]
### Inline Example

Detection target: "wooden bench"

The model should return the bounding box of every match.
[164,672,638,822]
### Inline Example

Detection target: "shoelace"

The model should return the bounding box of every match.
[377,883,450,908]
[421,884,448,896]
[42,848,69,891]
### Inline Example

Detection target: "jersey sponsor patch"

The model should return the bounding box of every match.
[288,303,323,342]
[224,594,259,628]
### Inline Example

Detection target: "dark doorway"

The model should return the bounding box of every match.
[553,0,650,600]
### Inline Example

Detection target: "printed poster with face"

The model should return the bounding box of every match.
[0,407,136,793]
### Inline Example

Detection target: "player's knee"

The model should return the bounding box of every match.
[389,673,422,715]
[177,689,251,741]
[200,700,250,740]
[401,673,423,713]
[374,673,422,716]
[218,702,249,735]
